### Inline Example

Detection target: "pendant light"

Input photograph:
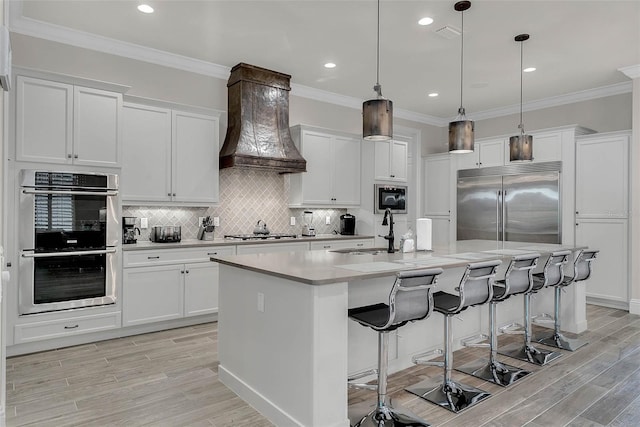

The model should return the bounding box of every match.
[509,34,533,161]
[448,0,474,153]
[363,0,393,141]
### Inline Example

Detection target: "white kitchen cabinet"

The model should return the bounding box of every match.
[309,239,374,251]
[424,154,453,216]
[121,103,219,205]
[236,241,310,255]
[288,125,361,207]
[528,131,562,163]
[456,138,505,170]
[576,132,629,219]
[576,219,628,308]
[429,216,452,248]
[374,139,408,182]
[121,104,172,202]
[13,312,121,344]
[123,264,185,326]
[16,76,122,167]
[123,246,234,326]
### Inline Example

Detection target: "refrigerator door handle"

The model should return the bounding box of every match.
[496,190,501,241]
[502,190,507,241]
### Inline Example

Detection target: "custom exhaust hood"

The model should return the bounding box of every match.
[219,63,307,174]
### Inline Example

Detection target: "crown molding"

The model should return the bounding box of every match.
[619,64,640,79]
[7,2,634,129]
[467,81,633,122]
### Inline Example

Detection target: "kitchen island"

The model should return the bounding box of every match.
[212,240,588,427]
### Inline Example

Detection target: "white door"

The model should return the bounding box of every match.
[390,140,408,181]
[300,131,334,204]
[332,136,361,205]
[478,139,505,168]
[424,155,451,216]
[121,104,172,202]
[172,111,219,204]
[184,262,219,317]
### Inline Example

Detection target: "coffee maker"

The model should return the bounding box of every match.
[122,216,141,244]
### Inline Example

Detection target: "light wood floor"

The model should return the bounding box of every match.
[6,305,640,426]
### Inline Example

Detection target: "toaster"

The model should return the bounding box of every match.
[149,226,181,243]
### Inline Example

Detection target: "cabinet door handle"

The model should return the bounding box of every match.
[186,270,189,274]
[67,154,72,159]
[390,174,395,178]
[207,252,218,256]
[172,193,176,197]
[576,211,579,215]
[74,154,79,159]
[323,245,331,249]
[356,243,364,247]
[181,270,185,274]
[147,256,160,260]
[167,193,172,196]
[64,324,79,330]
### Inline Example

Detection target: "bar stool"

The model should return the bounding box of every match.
[456,253,540,386]
[498,250,569,365]
[534,249,598,351]
[405,260,501,413]
[347,267,443,427]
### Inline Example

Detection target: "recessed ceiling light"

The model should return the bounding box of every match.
[523,67,536,73]
[137,4,154,14]
[324,62,336,69]
[418,17,434,26]
[428,92,439,97]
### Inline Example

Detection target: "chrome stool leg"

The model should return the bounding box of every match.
[405,315,491,413]
[535,287,588,351]
[457,301,531,386]
[498,293,562,365]
[349,332,431,427]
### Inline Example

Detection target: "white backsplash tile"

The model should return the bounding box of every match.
[124,167,348,241]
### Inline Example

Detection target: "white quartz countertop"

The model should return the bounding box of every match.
[211,239,585,285]
[122,234,374,251]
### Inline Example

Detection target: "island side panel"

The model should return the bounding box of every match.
[218,265,349,427]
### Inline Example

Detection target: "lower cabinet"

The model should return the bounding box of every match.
[122,246,235,327]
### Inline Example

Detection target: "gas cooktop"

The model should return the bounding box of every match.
[224,233,298,241]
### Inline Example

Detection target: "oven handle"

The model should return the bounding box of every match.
[22,248,117,258]
[22,189,118,197]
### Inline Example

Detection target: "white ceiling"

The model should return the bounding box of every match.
[10,0,640,123]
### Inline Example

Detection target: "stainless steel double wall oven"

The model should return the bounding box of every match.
[19,170,119,315]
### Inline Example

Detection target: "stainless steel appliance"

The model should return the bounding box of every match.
[340,213,356,235]
[375,184,407,214]
[225,233,297,241]
[122,216,140,244]
[149,226,181,243]
[456,162,562,244]
[18,170,119,315]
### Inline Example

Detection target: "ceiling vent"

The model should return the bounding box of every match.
[434,25,461,40]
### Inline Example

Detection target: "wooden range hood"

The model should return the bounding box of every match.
[219,63,307,174]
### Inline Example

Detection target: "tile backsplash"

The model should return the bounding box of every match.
[123,168,347,241]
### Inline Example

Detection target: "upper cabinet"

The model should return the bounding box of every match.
[16,76,122,168]
[374,139,408,182]
[288,125,361,207]
[121,102,219,205]
[456,138,505,170]
[575,132,629,219]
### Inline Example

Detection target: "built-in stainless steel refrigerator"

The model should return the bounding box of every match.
[457,162,562,244]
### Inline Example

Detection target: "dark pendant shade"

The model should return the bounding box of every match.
[448,119,474,153]
[363,98,393,141]
[509,134,533,161]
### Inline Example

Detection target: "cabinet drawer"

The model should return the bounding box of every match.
[309,239,373,251]
[14,312,121,344]
[124,246,235,267]
[236,242,309,255]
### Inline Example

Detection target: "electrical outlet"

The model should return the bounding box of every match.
[140,218,148,229]
[325,215,331,225]
[257,292,265,312]
[213,217,220,227]
[198,217,206,226]
[290,216,296,226]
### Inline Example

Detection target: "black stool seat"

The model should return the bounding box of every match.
[349,303,406,332]
[433,291,463,313]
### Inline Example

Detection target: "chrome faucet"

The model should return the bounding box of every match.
[380,208,395,253]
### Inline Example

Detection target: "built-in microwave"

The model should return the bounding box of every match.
[374,184,407,214]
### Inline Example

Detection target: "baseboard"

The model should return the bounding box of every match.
[629,299,640,315]
[586,296,629,311]
[218,365,307,427]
